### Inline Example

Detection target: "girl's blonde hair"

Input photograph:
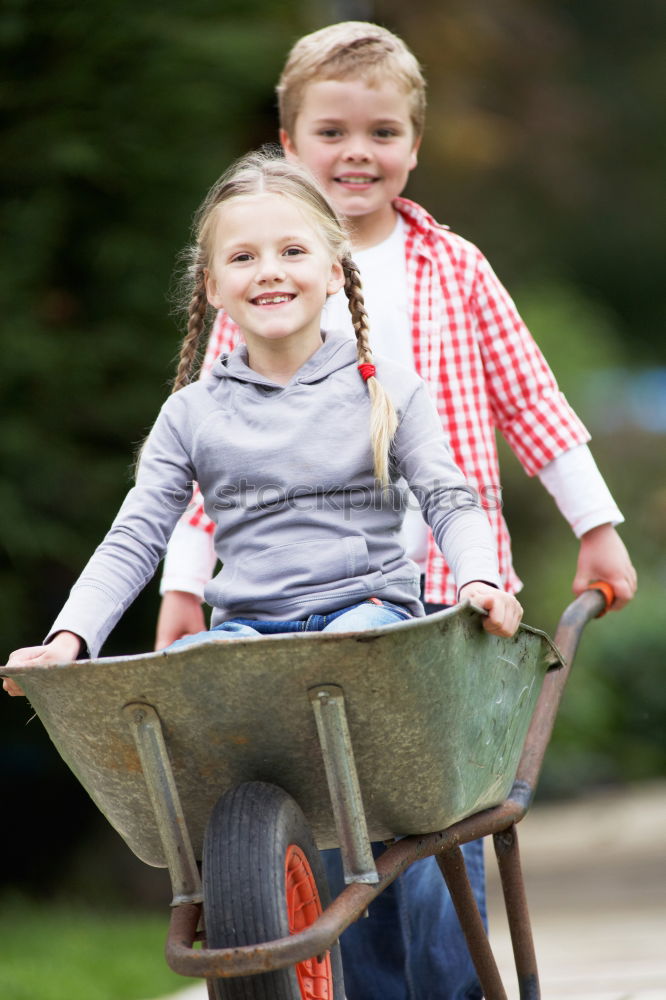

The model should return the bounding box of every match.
[277,21,427,140]
[174,149,397,486]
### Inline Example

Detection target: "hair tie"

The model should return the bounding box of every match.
[358,363,376,382]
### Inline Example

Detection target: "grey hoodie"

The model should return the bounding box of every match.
[48,332,500,657]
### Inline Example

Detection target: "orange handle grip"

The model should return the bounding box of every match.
[585,581,615,617]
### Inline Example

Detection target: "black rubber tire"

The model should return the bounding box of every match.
[203,781,345,1000]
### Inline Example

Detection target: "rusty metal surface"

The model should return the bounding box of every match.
[166,797,532,978]
[437,846,509,1000]
[1,603,559,867]
[493,825,540,1000]
[513,587,605,798]
[309,684,379,884]
[123,702,202,904]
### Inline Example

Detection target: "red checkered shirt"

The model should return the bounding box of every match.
[182,197,589,604]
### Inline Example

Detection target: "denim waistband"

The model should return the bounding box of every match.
[223,598,411,634]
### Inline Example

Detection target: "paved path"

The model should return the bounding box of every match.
[154,781,666,1000]
[485,780,666,999]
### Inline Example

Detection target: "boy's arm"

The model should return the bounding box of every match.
[472,252,589,474]
[154,520,217,649]
[537,445,636,608]
[472,253,636,609]
[156,311,240,639]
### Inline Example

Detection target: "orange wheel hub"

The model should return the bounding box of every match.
[285,844,333,1000]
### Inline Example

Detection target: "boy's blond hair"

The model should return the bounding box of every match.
[277,21,426,140]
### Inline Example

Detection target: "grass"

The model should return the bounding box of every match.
[0,895,198,1000]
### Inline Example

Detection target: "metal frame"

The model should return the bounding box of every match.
[308,684,378,885]
[123,702,202,906]
[140,588,605,999]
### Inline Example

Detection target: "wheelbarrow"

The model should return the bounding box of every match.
[1,583,613,1000]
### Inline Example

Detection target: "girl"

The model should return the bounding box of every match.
[4,151,521,693]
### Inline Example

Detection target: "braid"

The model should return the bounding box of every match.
[344,257,372,360]
[343,257,398,486]
[172,265,208,392]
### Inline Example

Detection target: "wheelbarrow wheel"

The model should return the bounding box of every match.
[203,780,344,1000]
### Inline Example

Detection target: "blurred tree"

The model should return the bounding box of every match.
[0,0,309,648]
[382,0,666,360]
[0,0,313,896]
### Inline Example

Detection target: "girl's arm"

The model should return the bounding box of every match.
[394,382,522,636]
[9,393,197,668]
[3,631,82,696]
[458,581,523,636]
[154,311,240,646]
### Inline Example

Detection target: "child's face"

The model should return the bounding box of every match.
[281,77,421,245]
[205,192,344,354]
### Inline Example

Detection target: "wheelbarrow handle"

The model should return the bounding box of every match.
[512,581,615,801]
[583,580,615,617]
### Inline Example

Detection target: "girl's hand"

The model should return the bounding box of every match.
[2,631,82,697]
[458,582,523,637]
[155,591,206,651]
[573,523,637,611]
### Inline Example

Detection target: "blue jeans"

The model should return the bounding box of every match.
[165,598,412,650]
[322,840,485,1000]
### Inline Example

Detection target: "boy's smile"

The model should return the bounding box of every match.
[281,78,420,249]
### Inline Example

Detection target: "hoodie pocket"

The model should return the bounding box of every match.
[219,535,371,606]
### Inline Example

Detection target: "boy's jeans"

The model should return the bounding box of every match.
[321,841,485,1000]
[166,597,484,999]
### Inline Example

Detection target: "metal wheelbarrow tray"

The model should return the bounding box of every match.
[2,589,609,1000]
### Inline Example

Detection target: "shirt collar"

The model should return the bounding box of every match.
[393,197,449,262]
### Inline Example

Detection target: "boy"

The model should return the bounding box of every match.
[156,22,636,1000]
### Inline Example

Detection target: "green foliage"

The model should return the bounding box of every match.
[394,0,666,359]
[509,279,624,403]
[540,590,666,796]
[0,895,187,1000]
[0,0,310,649]
[0,0,317,900]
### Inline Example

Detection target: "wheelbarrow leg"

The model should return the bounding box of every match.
[436,846,509,1000]
[493,825,541,1000]
[309,684,379,885]
[123,702,202,906]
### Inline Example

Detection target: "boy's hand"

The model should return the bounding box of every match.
[573,524,637,611]
[3,631,83,697]
[458,582,523,637]
[155,591,206,651]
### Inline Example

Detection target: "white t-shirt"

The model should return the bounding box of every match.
[323,215,430,570]
[323,214,413,369]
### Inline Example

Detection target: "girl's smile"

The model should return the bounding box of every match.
[251,292,297,307]
[204,192,344,378]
